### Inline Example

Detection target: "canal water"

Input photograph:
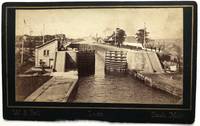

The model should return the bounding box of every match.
[73,52,180,104]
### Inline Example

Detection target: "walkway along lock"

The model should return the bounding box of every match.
[77,50,95,76]
[105,51,127,74]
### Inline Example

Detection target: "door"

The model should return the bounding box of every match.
[49,59,54,69]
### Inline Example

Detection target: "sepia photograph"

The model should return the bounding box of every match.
[15,8,184,104]
[2,1,197,123]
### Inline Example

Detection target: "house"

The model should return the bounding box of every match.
[35,38,77,72]
[123,42,144,50]
[124,36,137,43]
[35,39,58,68]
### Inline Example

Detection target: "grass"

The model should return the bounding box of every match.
[15,76,52,101]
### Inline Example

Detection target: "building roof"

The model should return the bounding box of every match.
[123,42,144,49]
[35,39,58,49]
[125,36,137,43]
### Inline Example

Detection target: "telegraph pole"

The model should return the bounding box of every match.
[143,22,146,48]
[43,24,45,44]
[115,28,116,45]
[21,37,24,64]
[21,19,26,64]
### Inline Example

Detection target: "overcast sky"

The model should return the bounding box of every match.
[16,8,183,39]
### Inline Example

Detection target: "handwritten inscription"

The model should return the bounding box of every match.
[151,111,183,120]
[12,109,40,117]
[87,110,104,118]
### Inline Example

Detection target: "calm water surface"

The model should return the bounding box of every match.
[73,52,180,104]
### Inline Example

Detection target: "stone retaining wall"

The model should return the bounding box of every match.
[128,70,182,98]
[94,43,182,98]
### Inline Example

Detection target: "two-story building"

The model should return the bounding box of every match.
[35,38,77,72]
[35,39,58,68]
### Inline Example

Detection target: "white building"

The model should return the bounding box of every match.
[35,38,77,72]
[35,39,58,68]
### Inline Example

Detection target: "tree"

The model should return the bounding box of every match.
[112,28,126,47]
[168,44,182,73]
[135,28,150,47]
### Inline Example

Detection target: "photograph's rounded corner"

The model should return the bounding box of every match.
[191,1,198,9]
[1,1,197,123]
[2,110,10,121]
[186,115,195,124]
[2,2,12,9]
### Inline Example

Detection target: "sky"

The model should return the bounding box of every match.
[16,8,183,39]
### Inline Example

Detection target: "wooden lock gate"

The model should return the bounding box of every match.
[105,51,127,74]
[77,50,95,76]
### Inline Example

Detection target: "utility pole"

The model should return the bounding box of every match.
[21,37,24,64]
[43,24,45,44]
[115,28,116,45]
[143,22,146,48]
[29,30,33,36]
[21,19,26,64]
[96,33,98,43]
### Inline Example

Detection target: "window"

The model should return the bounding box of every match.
[43,50,49,56]
[43,50,46,56]
[47,50,49,56]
